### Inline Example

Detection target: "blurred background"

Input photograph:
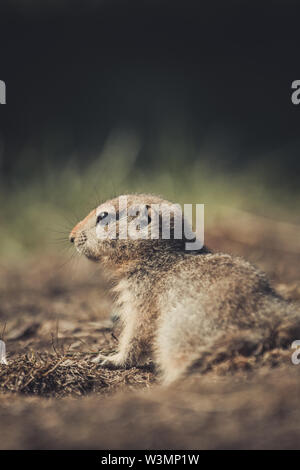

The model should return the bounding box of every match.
[0,0,299,260]
[1,3,300,452]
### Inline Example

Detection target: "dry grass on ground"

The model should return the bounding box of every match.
[0,212,300,449]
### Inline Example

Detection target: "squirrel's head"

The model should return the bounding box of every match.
[69,194,203,269]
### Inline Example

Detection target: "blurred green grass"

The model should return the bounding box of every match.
[1,131,299,260]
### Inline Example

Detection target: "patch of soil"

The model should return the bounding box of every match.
[0,215,299,449]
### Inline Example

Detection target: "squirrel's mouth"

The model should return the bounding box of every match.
[75,243,84,255]
[75,240,101,262]
[71,229,103,262]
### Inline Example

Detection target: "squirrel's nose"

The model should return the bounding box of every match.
[69,232,75,243]
[69,209,96,244]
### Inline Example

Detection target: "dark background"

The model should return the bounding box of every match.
[0,0,299,187]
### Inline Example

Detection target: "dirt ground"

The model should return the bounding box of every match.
[0,212,300,449]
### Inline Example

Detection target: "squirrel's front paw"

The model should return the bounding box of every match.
[91,352,125,368]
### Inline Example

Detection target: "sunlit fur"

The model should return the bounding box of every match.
[70,193,300,384]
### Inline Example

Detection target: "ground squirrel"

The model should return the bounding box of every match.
[70,194,300,384]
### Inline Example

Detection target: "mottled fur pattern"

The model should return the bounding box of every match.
[70,194,300,384]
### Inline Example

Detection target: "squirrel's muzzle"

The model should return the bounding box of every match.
[69,208,97,244]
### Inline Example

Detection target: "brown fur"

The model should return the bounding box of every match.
[70,194,300,384]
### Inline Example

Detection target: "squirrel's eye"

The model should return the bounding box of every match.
[96,212,108,224]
